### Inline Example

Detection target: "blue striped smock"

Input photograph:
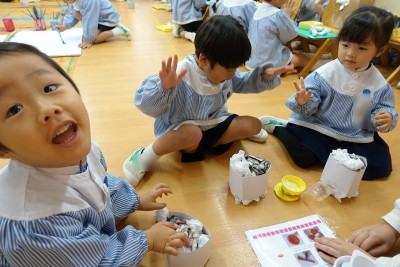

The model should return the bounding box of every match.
[171,0,206,25]
[246,2,298,70]
[209,0,257,33]
[65,0,120,44]
[135,54,281,138]
[0,143,147,266]
[287,59,398,143]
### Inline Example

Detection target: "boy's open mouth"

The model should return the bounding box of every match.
[52,123,77,144]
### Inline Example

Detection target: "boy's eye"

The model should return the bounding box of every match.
[44,85,57,93]
[7,104,23,117]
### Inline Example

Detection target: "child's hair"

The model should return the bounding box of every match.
[0,42,80,93]
[337,6,396,52]
[211,0,219,13]
[194,15,251,69]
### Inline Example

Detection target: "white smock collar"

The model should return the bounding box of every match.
[0,142,108,221]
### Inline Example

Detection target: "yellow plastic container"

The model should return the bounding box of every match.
[274,175,306,201]
[298,21,323,30]
[156,24,173,32]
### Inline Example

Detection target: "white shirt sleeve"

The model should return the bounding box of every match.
[375,254,400,267]
[382,198,400,234]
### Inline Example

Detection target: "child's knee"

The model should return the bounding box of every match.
[247,116,262,134]
[178,124,203,145]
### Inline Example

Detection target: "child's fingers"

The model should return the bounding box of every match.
[177,68,187,81]
[171,54,178,72]
[317,251,336,264]
[163,245,179,256]
[160,60,167,74]
[293,81,301,91]
[155,186,173,197]
[166,56,173,74]
[299,77,305,89]
[151,202,167,210]
[377,124,389,133]
[285,63,295,72]
[154,183,171,190]
[293,77,305,91]
[173,232,192,247]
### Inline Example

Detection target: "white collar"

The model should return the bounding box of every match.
[316,59,387,96]
[178,55,225,96]
[0,142,108,221]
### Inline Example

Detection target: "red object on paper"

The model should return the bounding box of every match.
[287,234,300,245]
[2,18,15,32]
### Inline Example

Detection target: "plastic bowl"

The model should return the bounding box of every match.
[281,175,306,197]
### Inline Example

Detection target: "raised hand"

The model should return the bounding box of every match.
[159,55,187,90]
[138,183,173,211]
[282,0,296,18]
[293,77,312,105]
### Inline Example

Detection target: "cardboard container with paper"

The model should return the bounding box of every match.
[320,149,367,201]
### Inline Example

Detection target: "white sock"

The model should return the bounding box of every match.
[142,143,160,164]
[112,27,124,37]
[184,32,196,43]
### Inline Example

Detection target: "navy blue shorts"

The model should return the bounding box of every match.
[286,123,392,180]
[98,24,115,32]
[181,20,203,33]
[181,114,238,162]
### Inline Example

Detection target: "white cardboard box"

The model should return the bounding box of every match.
[320,154,367,199]
[165,212,211,267]
[229,164,270,205]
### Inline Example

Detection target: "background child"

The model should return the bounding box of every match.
[295,0,329,24]
[246,0,314,70]
[314,198,400,266]
[170,0,206,43]
[56,0,131,49]
[292,0,330,50]
[259,6,398,180]
[123,15,294,186]
[0,42,190,266]
[209,0,257,33]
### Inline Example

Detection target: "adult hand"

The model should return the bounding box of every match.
[314,237,373,264]
[348,222,399,256]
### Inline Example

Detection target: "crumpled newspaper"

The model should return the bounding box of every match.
[331,149,365,171]
[336,0,350,10]
[154,208,210,253]
[230,150,270,177]
[305,149,366,202]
